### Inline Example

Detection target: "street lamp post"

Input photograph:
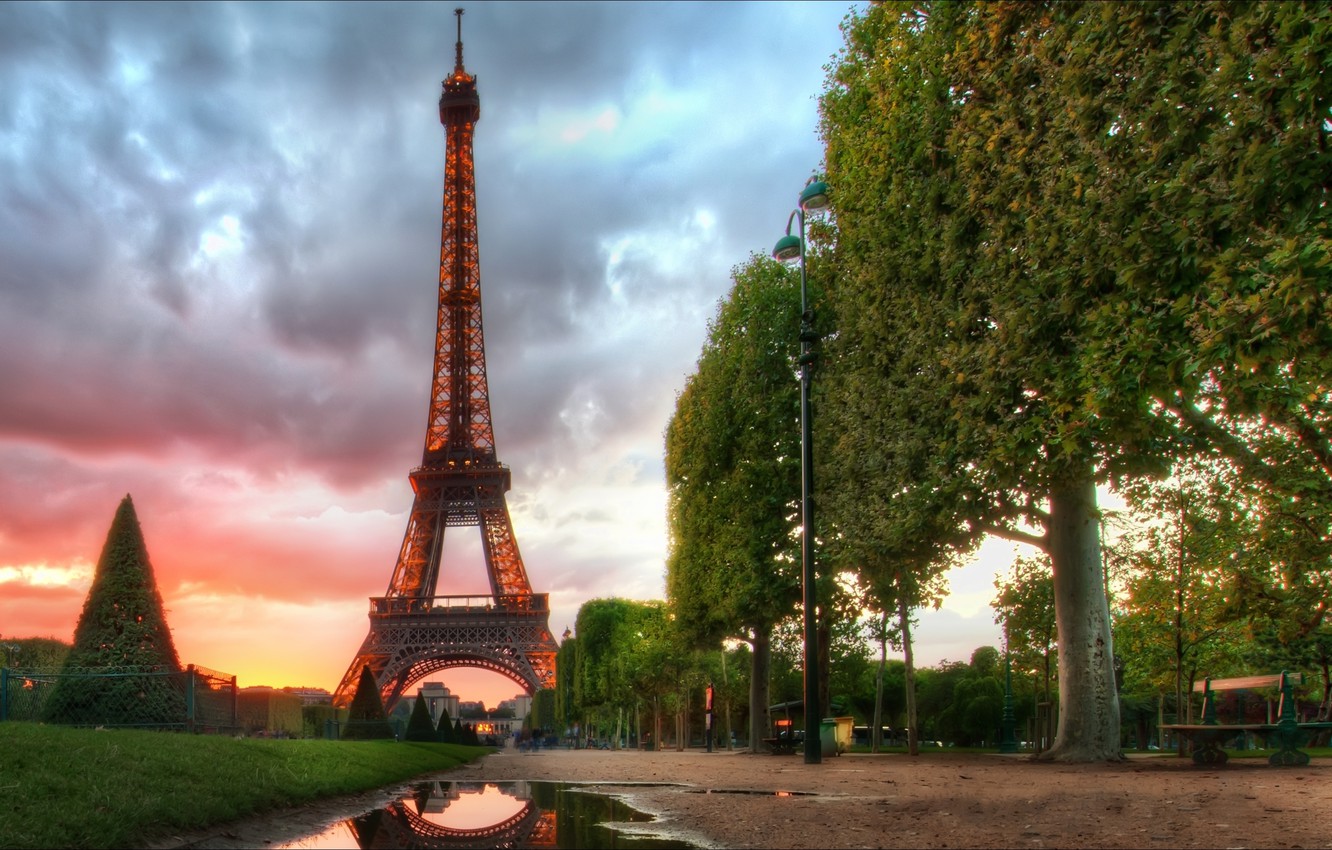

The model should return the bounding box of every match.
[773,177,830,765]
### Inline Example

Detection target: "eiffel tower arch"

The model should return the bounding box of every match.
[333,10,558,711]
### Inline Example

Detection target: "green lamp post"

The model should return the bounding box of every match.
[773,177,830,765]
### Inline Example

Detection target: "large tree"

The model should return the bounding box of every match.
[819,0,1329,760]
[43,495,184,726]
[665,255,806,748]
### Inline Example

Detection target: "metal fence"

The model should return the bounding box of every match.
[1,664,238,732]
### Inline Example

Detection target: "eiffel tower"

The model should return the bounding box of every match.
[333,9,558,711]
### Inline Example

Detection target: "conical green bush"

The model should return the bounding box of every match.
[43,495,185,726]
[342,664,395,740]
[436,704,457,743]
[404,694,437,742]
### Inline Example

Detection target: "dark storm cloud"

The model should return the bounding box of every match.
[0,1,860,657]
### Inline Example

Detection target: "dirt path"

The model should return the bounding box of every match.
[435,747,1330,849]
[154,747,1331,849]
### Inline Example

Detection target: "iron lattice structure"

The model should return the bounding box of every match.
[347,781,555,848]
[334,11,557,711]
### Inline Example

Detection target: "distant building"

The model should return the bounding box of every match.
[282,686,333,706]
[506,694,533,719]
[419,681,460,727]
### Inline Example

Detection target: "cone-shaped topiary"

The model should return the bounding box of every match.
[342,664,395,740]
[436,705,457,743]
[463,721,479,746]
[44,494,185,726]
[404,694,437,742]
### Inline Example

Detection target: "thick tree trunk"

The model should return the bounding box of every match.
[1038,470,1123,762]
[748,625,772,750]
[818,616,831,724]
[721,649,734,750]
[899,594,920,756]
[872,616,887,753]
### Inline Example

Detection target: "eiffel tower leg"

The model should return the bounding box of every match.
[333,629,390,709]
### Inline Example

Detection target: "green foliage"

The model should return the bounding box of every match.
[0,637,70,670]
[573,599,680,725]
[818,2,1127,761]
[817,0,1332,759]
[664,254,814,747]
[404,695,436,742]
[43,495,185,726]
[664,254,805,646]
[342,665,394,740]
[237,690,303,737]
[530,688,557,732]
[1111,463,1253,700]
[302,703,345,739]
[993,556,1058,701]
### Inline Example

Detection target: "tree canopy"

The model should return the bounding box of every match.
[665,254,809,745]
[817,0,1330,760]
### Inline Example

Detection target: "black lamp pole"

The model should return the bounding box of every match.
[774,179,829,764]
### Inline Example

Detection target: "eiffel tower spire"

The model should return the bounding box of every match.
[334,11,557,711]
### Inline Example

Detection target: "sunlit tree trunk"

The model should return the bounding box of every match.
[1040,471,1123,762]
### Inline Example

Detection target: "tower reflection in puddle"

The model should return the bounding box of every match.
[277,780,695,849]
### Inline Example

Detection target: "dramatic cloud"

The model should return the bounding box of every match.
[0,1,1005,703]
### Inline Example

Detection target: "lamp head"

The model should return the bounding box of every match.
[799,180,830,213]
[772,234,801,262]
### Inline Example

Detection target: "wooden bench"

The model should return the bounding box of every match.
[1161,672,1332,766]
[762,723,803,755]
[762,736,799,755]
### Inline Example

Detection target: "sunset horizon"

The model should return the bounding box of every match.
[0,2,1010,709]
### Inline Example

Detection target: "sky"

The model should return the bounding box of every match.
[0,0,1023,707]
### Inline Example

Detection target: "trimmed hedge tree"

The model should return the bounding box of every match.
[404,694,437,742]
[43,495,185,726]
[436,705,458,743]
[342,665,395,740]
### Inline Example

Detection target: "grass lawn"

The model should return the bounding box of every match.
[0,722,489,849]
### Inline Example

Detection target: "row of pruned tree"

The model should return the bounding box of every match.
[662,0,1330,762]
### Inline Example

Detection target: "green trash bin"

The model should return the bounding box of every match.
[820,719,838,757]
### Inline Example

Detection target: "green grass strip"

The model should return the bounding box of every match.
[0,722,489,849]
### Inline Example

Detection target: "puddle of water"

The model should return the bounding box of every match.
[274,779,699,849]
[688,788,815,796]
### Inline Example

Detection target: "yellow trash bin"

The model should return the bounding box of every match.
[825,716,854,755]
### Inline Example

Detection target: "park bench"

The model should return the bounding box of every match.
[763,719,802,755]
[762,734,800,755]
[1161,671,1332,766]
